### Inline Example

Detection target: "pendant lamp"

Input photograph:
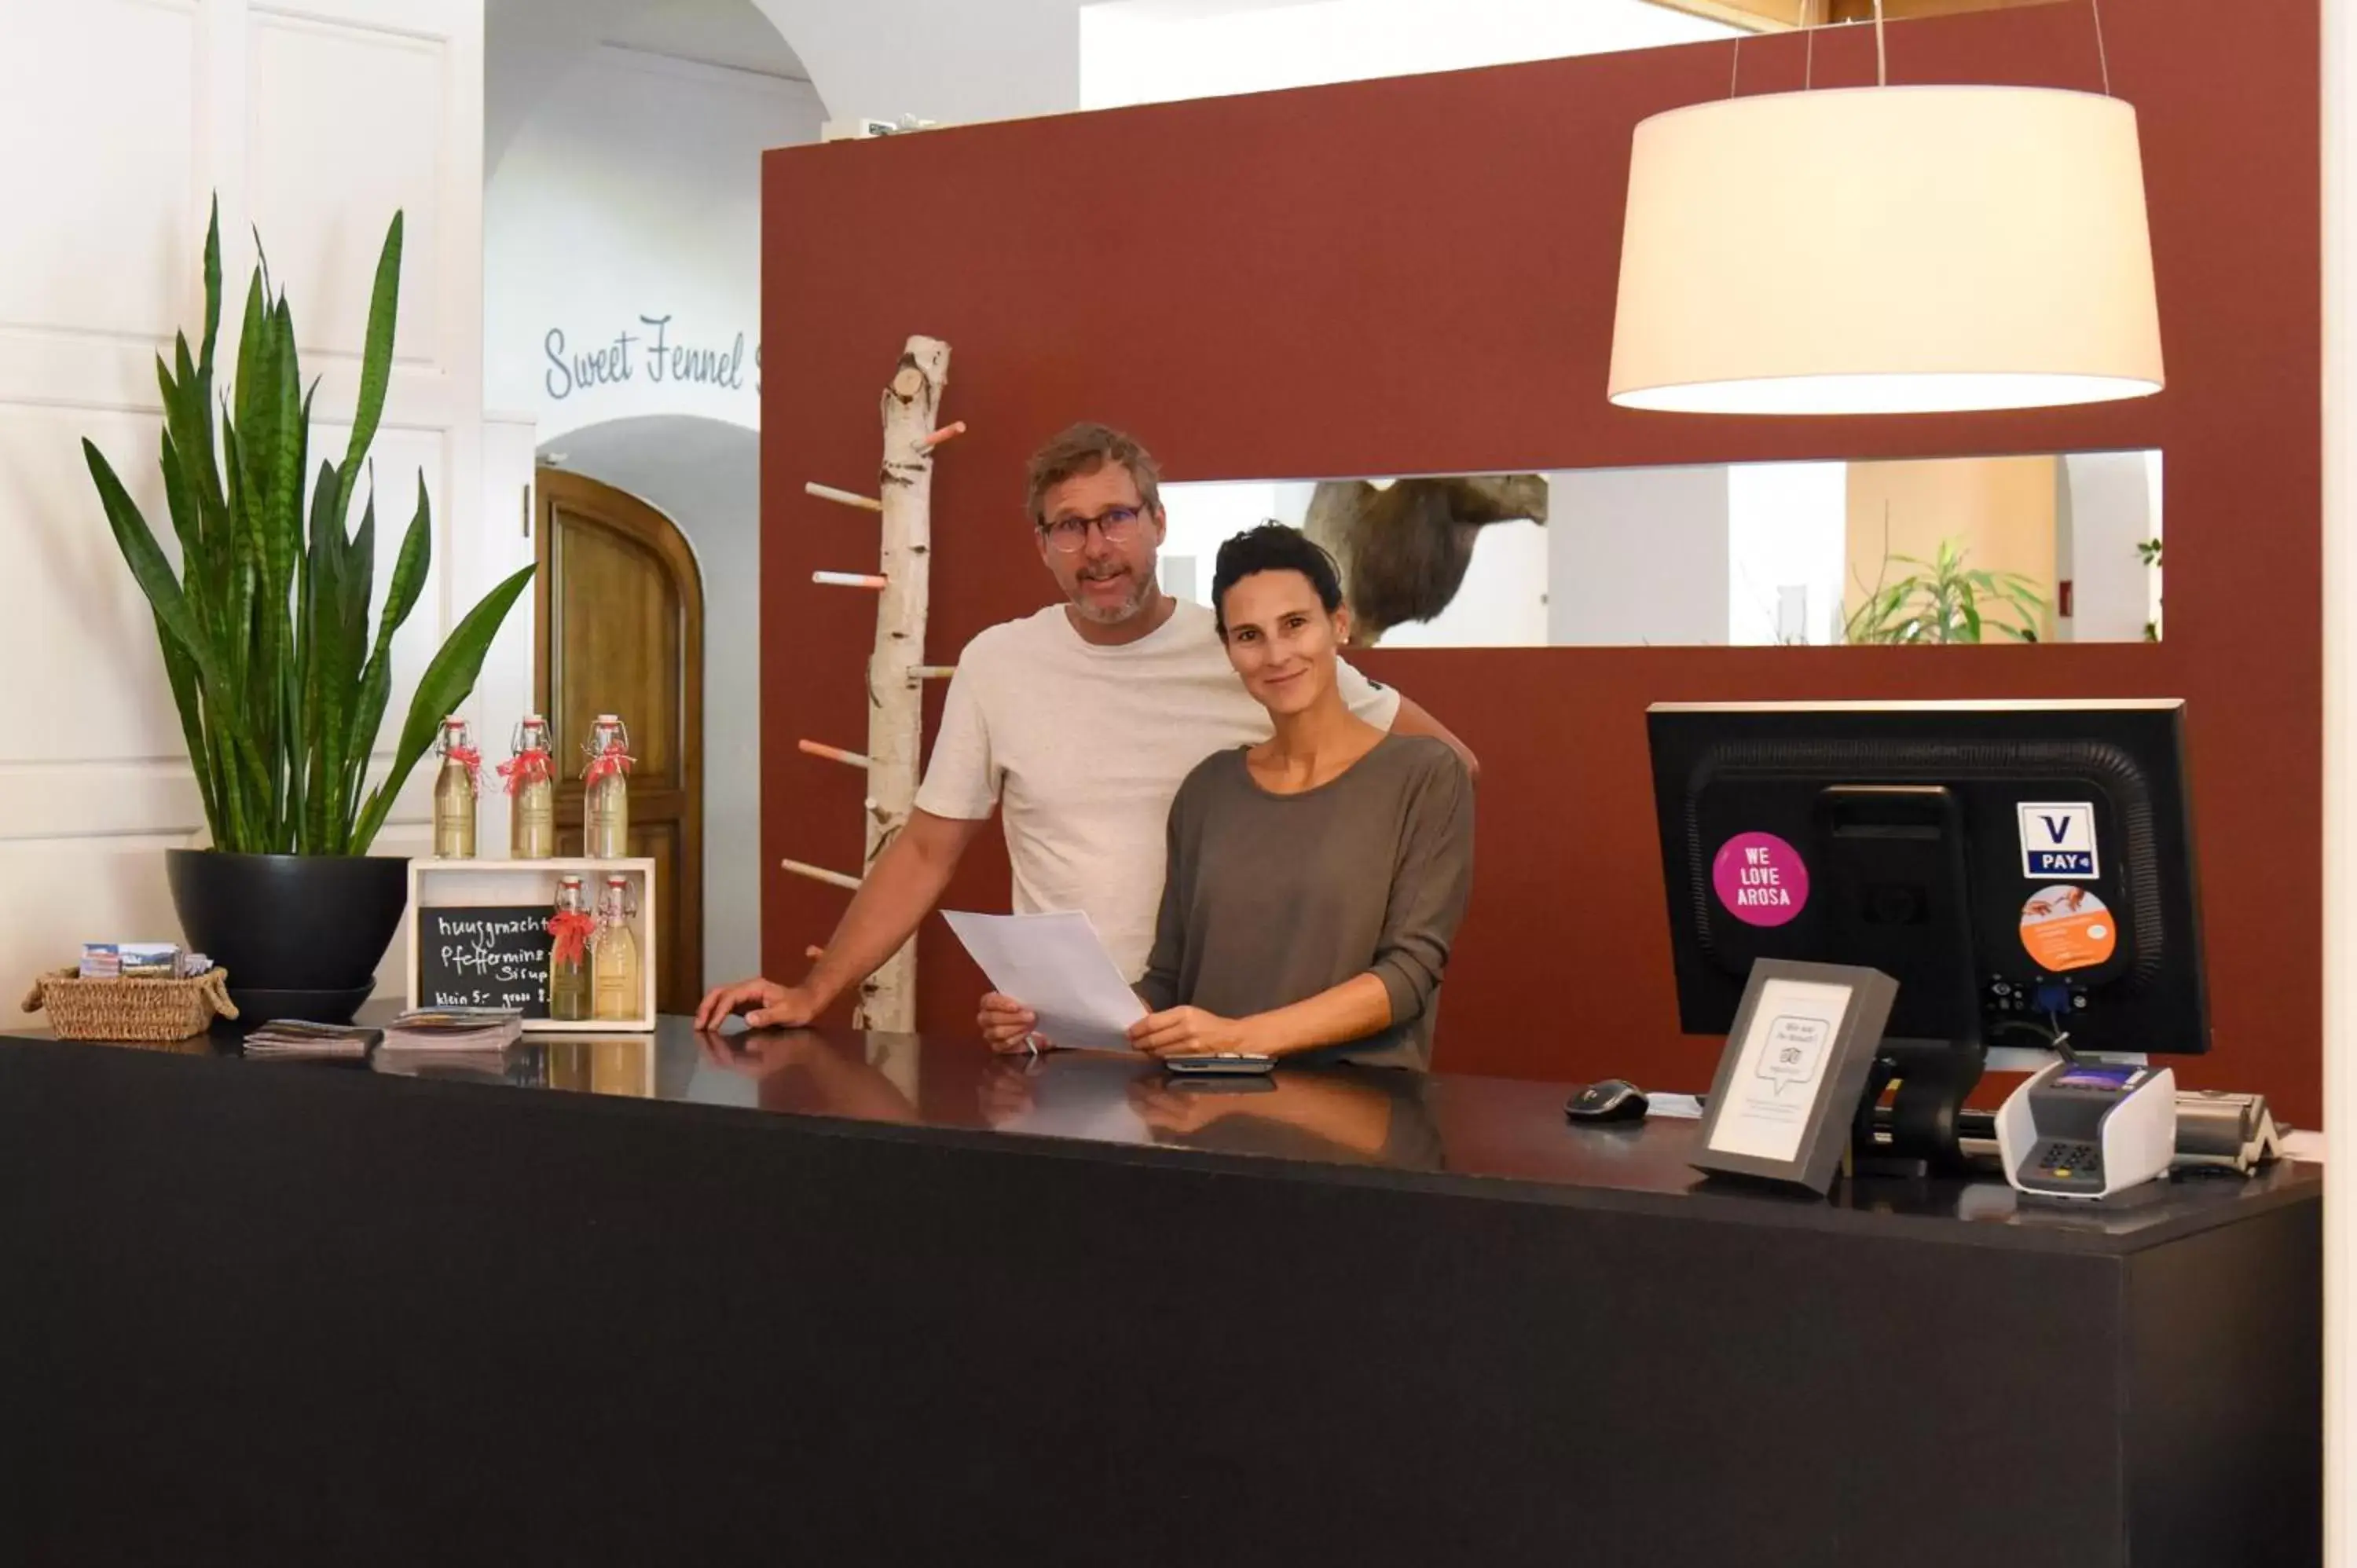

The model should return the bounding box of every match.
[1606,1,2162,416]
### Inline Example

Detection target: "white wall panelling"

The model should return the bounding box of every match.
[0,0,490,998]
[0,1,200,350]
[248,9,451,368]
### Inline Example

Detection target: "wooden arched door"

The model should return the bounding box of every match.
[535,467,705,1014]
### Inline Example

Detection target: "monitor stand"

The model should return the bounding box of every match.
[1848,1038,1988,1178]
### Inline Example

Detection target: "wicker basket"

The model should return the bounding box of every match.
[19,966,237,1043]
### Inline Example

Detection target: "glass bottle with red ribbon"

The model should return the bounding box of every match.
[591,874,641,1021]
[545,874,594,1023]
[432,717,479,859]
[504,714,556,859]
[583,713,633,859]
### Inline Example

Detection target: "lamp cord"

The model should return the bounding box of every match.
[1736,0,2106,112]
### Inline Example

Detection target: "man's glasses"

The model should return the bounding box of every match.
[1039,504,1146,554]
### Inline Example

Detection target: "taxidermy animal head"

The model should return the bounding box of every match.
[1302,474,1549,645]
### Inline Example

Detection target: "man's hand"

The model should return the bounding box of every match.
[694,976,823,1031]
[695,811,987,1035]
[978,991,1047,1053]
[696,1028,818,1079]
[1390,694,1479,784]
[1127,1006,1255,1059]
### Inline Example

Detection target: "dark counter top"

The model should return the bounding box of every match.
[2,1013,2315,1256]
[5,1013,2321,1567]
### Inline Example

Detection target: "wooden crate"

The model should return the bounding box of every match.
[405,858,657,1033]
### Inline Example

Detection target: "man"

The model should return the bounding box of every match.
[694,423,1475,1035]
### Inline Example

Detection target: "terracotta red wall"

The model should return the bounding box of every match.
[762,0,2322,1122]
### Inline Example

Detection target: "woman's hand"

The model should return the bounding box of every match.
[978,991,1046,1053]
[1127,1076,1232,1134]
[977,1057,1043,1124]
[1128,1006,1258,1058]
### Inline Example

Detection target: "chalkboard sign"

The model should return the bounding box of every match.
[416,903,552,1017]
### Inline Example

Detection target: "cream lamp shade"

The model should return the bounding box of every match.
[1607,85,2165,415]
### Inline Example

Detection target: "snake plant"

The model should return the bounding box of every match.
[82,198,533,855]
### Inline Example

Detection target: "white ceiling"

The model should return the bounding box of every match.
[603,0,811,80]
[1079,0,1738,110]
[486,0,810,178]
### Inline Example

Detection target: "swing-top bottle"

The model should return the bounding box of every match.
[583,714,632,859]
[590,874,640,1022]
[432,717,478,859]
[508,714,556,859]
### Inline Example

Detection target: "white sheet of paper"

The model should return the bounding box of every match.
[941,909,1146,1053]
[1706,978,1853,1164]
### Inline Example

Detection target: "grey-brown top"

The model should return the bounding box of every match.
[1137,733,1475,1068]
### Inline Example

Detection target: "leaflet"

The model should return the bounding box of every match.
[941,910,1146,1053]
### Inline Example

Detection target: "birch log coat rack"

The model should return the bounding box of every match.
[786,335,965,1031]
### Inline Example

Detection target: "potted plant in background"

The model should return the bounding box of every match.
[1842,534,2048,646]
[82,200,533,1024]
[2138,535,2164,642]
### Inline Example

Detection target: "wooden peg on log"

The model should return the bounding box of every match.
[781,858,863,892]
[797,739,873,769]
[813,571,889,590]
[910,665,957,681]
[918,420,968,450]
[806,481,884,512]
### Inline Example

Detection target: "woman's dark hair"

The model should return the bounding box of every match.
[1211,523,1345,637]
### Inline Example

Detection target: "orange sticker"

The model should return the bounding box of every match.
[2021,885,2117,973]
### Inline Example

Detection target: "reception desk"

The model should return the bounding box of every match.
[2,1020,2319,1566]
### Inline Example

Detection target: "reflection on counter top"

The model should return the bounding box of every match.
[2,1013,2313,1249]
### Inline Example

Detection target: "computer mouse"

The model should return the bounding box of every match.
[1566,1079,1649,1123]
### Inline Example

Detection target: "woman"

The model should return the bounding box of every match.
[979,523,1475,1069]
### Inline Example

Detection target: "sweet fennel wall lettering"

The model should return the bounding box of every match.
[544,313,761,402]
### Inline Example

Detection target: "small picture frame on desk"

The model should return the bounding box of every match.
[1691,958,1896,1196]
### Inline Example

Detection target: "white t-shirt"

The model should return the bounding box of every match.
[915,599,1403,980]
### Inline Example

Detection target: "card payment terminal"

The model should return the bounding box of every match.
[1994,1060,2178,1200]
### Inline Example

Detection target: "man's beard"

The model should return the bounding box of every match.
[1070,565,1151,625]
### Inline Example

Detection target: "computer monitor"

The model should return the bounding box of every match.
[1647,700,2209,1168]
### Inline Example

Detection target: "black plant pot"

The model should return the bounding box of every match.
[166,850,410,1026]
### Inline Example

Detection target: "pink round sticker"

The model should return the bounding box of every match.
[1713,832,1809,927]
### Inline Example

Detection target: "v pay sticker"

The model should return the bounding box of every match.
[2018,801,2099,879]
[2021,885,2117,973]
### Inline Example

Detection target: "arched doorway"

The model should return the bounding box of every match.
[486,0,814,1005]
[536,467,706,1013]
[539,413,764,1002]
